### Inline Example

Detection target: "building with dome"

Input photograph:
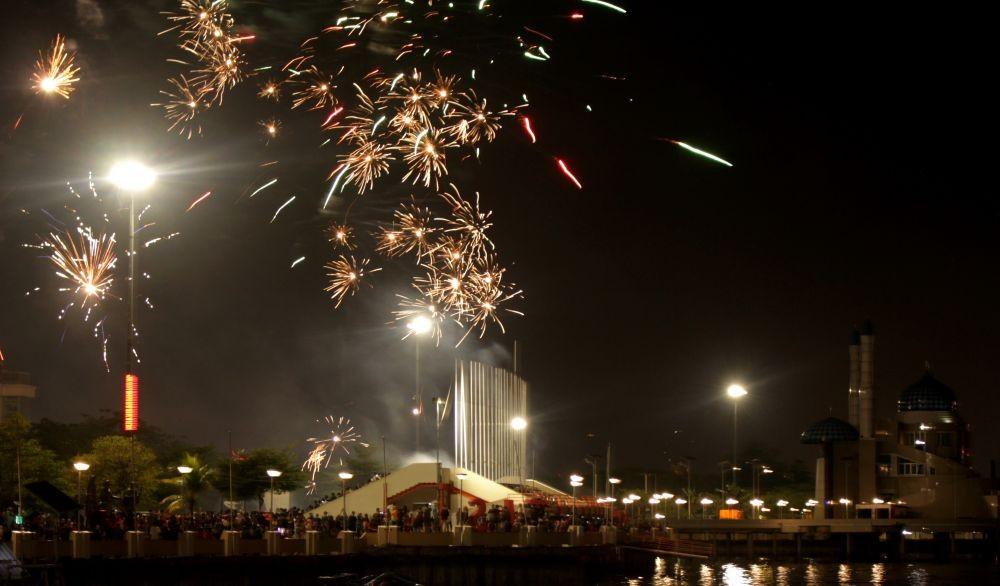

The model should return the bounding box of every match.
[801,321,988,520]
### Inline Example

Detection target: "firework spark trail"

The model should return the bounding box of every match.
[302,415,370,493]
[185,190,212,212]
[270,196,296,223]
[32,35,80,99]
[580,0,628,14]
[249,178,278,198]
[669,140,734,167]
[557,158,583,189]
[520,116,538,143]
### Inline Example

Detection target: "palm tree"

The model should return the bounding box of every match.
[161,453,214,515]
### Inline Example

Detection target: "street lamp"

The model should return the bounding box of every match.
[608,477,621,526]
[339,471,354,530]
[406,315,432,452]
[570,475,583,527]
[73,461,90,530]
[109,159,156,531]
[699,497,713,520]
[266,469,282,513]
[725,383,747,486]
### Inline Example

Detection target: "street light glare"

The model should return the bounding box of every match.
[109,160,156,192]
[726,383,748,398]
[73,462,90,472]
[510,416,527,431]
[407,315,433,335]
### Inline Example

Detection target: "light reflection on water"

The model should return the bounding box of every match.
[624,558,998,585]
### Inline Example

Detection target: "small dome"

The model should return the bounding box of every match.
[801,417,859,444]
[898,372,956,412]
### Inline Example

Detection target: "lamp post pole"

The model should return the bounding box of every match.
[339,471,354,531]
[726,384,747,487]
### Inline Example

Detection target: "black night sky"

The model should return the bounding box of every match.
[1,1,997,484]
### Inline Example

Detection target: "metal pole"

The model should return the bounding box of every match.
[126,193,136,531]
[382,435,388,519]
[572,485,577,526]
[732,400,738,486]
[228,430,233,521]
[415,340,421,452]
[77,470,83,529]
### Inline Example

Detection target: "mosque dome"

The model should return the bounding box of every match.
[898,372,956,412]
[800,417,860,444]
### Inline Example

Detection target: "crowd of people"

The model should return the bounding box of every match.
[1,502,615,543]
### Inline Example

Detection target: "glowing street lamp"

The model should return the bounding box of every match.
[338,471,354,529]
[699,497,713,520]
[570,475,583,527]
[726,383,747,485]
[73,461,90,529]
[266,469,283,513]
[406,315,432,452]
[109,158,157,530]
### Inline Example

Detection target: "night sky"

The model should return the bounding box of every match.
[1,2,997,484]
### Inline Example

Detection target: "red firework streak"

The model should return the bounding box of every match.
[521,116,537,143]
[556,159,583,189]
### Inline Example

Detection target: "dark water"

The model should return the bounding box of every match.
[609,557,1000,585]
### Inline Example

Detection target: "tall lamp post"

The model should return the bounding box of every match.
[608,477,620,526]
[267,469,282,513]
[726,384,747,485]
[700,497,714,520]
[338,471,354,530]
[73,461,90,529]
[109,160,156,531]
[177,465,193,515]
[570,474,584,527]
[406,316,432,452]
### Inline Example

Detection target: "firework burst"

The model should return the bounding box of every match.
[153,76,204,138]
[324,255,380,308]
[32,35,80,99]
[302,415,369,493]
[325,222,355,251]
[43,228,117,308]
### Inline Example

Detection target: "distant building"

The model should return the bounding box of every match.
[0,367,37,423]
[802,321,988,519]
